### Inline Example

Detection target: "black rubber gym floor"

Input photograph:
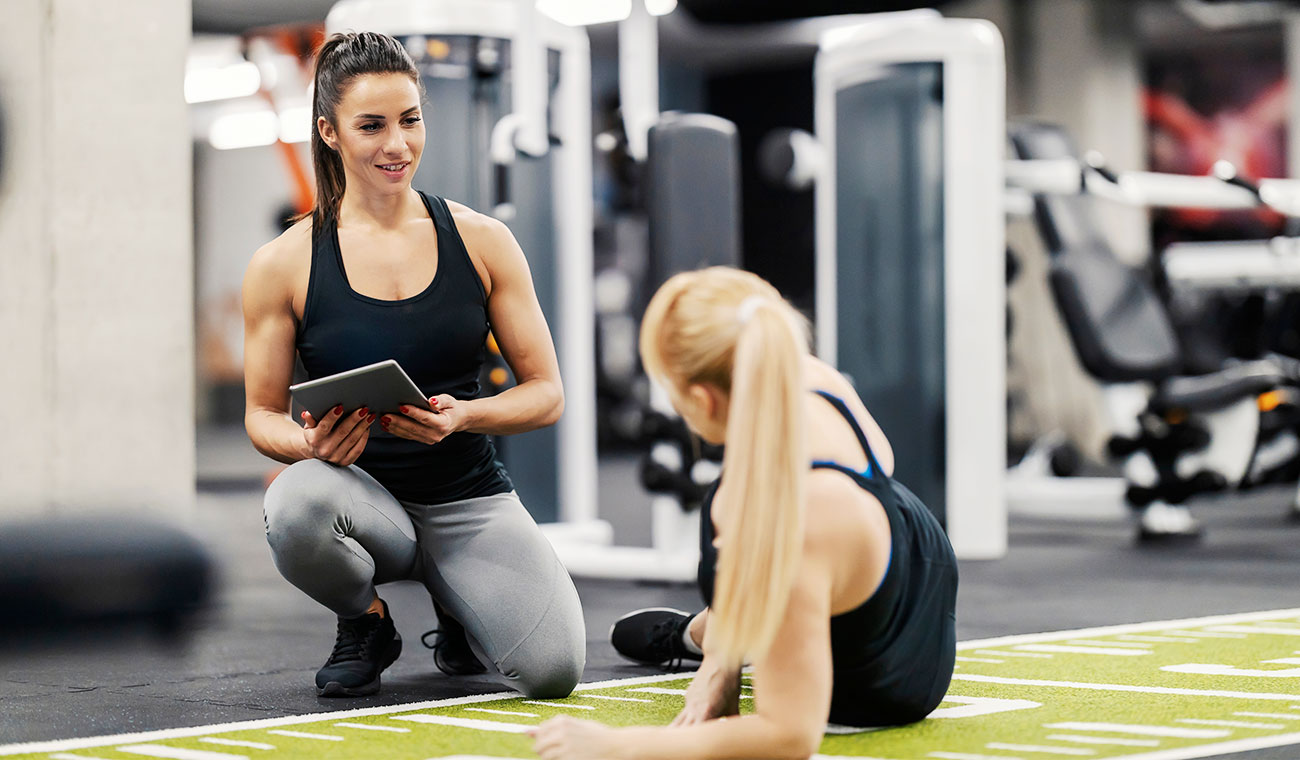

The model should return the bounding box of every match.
[4,429,1300,760]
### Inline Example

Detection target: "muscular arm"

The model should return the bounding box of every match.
[621,564,834,760]
[242,238,313,464]
[534,542,836,760]
[456,212,564,436]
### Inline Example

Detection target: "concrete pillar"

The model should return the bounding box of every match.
[0,1,195,516]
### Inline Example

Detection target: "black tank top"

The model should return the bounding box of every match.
[698,390,957,726]
[296,192,513,504]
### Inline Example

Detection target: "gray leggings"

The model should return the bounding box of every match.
[262,459,585,698]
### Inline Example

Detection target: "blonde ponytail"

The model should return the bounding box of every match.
[709,304,807,667]
[639,267,809,668]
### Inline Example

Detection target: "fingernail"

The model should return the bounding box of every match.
[301,411,308,419]
[430,398,439,406]
[358,407,368,417]
[381,416,390,425]
[399,406,408,414]
[333,405,343,415]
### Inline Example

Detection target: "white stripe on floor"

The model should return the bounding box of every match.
[264,730,343,741]
[628,688,688,695]
[1044,735,1159,747]
[332,722,410,733]
[1064,640,1151,649]
[464,708,541,718]
[390,715,531,734]
[954,673,1300,700]
[198,738,276,750]
[978,650,1053,659]
[1042,722,1229,738]
[520,701,595,711]
[985,742,1096,755]
[117,746,249,760]
[1176,718,1284,730]
[929,752,1024,760]
[1098,731,1300,760]
[957,657,1005,664]
[1207,625,1300,636]
[1115,635,1197,644]
[1012,645,1150,656]
[50,754,115,760]
[1163,630,1247,639]
[1233,712,1300,721]
[578,694,653,703]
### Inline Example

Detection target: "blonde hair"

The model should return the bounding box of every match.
[640,267,810,667]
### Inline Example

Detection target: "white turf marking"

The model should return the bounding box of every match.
[978,650,1053,659]
[1045,735,1160,747]
[1116,635,1198,644]
[199,738,277,749]
[629,687,688,695]
[1176,719,1285,730]
[50,755,115,760]
[953,673,1300,700]
[578,694,653,703]
[0,670,695,756]
[1234,712,1300,721]
[1013,645,1150,656]
[1106,731,1300,760]
[264,730,343,741]
[464,708,540,718]
[1065,640,1151,649]
[1163,631,1247,639]
[1207,625,1300,636]
[929,753,1025,760]
[16,608,1300,759]
[957,657,1006,664]
[985,743,1096,756]
[1043,723,1229,739]
[332,722,410,733]
[957,608,1300,650]
[117,746,249,760]
[520,701,595,711]
[390,715,531,734]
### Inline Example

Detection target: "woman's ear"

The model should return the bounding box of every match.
[688,383,727,426]
[317,116,337,151]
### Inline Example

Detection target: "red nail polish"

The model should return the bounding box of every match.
[333,405,343,415]
[358,407,368,417]
[381,416,390,425]
[399,406,408,414]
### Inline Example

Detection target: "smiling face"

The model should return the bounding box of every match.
[317,72,425,199]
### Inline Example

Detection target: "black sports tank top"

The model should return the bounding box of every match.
[699,390,957,726]
[295,192,513,504]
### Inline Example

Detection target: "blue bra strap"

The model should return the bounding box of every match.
[811,390,885,479]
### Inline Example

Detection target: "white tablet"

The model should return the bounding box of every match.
[289,359,432,423]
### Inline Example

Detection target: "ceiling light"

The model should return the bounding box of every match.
[536,0,632,26]
[185,61,261,104]
[209,109,279,150]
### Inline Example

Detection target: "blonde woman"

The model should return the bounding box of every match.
[530,267,957,759]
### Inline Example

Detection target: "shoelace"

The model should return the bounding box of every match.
[421,628,462,658]
[649,617,688,670]
[327,616,378,664]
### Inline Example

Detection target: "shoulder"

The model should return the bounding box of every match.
[243,217,313,303]
[445,199,516,252]
[803,469,881,552]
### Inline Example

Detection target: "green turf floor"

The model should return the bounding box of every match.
[10,609,1300,760]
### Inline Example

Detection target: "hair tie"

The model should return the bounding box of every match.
[737,296,767,326]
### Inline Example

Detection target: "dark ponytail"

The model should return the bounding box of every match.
[302,31,422,231]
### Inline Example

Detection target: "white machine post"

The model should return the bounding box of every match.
[815,17,1008,559]
[619,0,659,162]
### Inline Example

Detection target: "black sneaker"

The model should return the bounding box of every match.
[610,607,701,669]
[315,599,402,697]
[422,605,487,676]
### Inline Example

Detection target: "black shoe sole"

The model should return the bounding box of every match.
[316,634,403,698]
